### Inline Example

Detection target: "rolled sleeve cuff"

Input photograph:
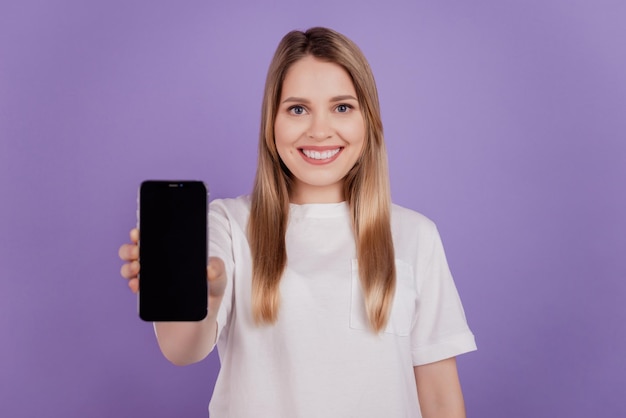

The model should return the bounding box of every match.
[412,331,477,366]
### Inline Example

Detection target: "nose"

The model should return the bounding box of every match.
[307,113,333,141]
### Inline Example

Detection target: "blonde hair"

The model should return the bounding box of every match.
[249,27,396,332]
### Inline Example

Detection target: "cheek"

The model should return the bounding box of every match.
[274,119,295,162]
[274,117,297,148]
[349,122,366,159]
[273,124,287,157]
[341,118,366,146]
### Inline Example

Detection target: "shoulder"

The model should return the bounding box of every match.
[391,203,438,235]
[390,203,441,262]
[209,195,252,226]
[210,195,252,214]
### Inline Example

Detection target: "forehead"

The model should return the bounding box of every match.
[280,55,356,98]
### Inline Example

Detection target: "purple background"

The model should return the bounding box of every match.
[1,0,625,417]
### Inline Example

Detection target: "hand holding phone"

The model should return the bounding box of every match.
[119,228,140,293]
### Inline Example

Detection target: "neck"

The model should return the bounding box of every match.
[290,182,344,204]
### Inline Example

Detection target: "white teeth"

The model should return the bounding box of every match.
[302,148,340,160]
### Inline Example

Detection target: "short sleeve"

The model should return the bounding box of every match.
[410,227,476,366]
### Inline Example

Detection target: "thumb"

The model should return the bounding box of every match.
[207,257,227,299]
[207,257,225,282]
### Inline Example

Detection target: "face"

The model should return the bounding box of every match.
[274,55,365,204]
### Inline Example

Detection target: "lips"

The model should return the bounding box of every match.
[301,148,340,160]
[298,147,343,164]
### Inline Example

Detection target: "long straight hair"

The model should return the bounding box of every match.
[248,27,395,333]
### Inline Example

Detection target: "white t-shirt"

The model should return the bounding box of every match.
[208,196,476,417]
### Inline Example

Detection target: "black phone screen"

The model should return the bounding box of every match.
[138,181,208,321]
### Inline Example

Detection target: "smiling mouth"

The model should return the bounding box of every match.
[300,148,342,161]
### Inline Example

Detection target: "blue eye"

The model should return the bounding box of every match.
[289,105,305,115]
[336,104,351,113]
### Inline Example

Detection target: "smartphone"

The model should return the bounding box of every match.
[138,180,208,321]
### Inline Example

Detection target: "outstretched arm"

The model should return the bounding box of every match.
[153,257,227,365]
[119,228,227,366]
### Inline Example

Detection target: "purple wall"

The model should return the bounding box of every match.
[1,0,624,416]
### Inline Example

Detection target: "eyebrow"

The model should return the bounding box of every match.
[281,95,358,104]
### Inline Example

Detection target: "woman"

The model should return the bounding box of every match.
[120,27,476,417]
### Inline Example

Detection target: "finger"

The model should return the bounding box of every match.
[120,263,132,279]
[120,261,140,279]
[130,228,139,244]
[128,278,139,293]
[118,243,139,261]
[207,257,227,298]
[207,257,225,281]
